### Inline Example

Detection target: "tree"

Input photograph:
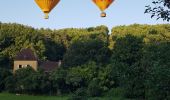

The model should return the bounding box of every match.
[4,75,16,93]
[145,0,170,21]
[14,67,52,94]
[0,54,10,69]
[97,65,119,92]
[50,68,68,94]
[65,62,98,93]
[0,35,14,52]
[66,67,86,92]
[112,34,144,66]
[68,88,88,100]
[111,34,145,99]
[144,42,170,100]
[87,79,102,97]
[14,67,37,94]
[0,68,12,92]
[63,39,111,67]
[44,39,65,61]
[33,69,52,94]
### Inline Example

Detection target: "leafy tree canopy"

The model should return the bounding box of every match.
[145,0,170,21]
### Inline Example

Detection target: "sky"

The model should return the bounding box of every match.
[0,0,169,30]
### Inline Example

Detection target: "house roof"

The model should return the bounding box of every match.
[39,61,59,72]
[15,48,37,61]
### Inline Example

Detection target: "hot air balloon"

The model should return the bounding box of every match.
[35,0,60,19]
[92,0,114,17]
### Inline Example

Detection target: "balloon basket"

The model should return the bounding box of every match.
[101,12,106,17]
[44,13,49,19]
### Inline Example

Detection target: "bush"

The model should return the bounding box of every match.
[87,80,103,97]
[0,68,12,92]
[111,35,145,99]
[75,88,87,97]
[68,88,88,100]
[4,75,16,93]
[144,43,170,100]
[51,68,68,94]
[68,95,87,100]
[106,88,124,97]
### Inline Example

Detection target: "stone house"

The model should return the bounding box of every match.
[13,48,61,72]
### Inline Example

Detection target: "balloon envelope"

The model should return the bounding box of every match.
[92,0,114,17]
[35,0,60,19]
[92,0,114,11]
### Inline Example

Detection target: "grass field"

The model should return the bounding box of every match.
[0,93,125,100]
[0,93,68,100]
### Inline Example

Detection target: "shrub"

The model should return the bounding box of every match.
[68,88,88,100]
[68,95,87,100]
[0,68,12,92]
[106,88,124,97]
[144,43,170,100]
[4,75,16,93]
[87,80,103,97]
[111,35,145,99]
[75,88,87,97]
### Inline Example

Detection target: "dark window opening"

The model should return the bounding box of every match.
[19,65,22,68]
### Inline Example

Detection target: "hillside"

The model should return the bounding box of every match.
[0,23,170,100]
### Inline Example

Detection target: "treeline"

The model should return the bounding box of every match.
[0,23,170,100]
[0,22,108,62]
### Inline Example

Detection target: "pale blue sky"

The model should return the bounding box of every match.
[0,0,168,30]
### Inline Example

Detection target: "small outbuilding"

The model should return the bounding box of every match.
[13,48,61,72]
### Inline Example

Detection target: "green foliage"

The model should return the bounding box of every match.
[0,68,12,92]
[44,39,65,61]
[14,67,37,94]
[0,23,45,59]
[0,93,69,100]
[110,24,170,49]
[68,88,88,100]
[0,23,109,67]
[66,67,86,91]
[65,61,118,96]
[97,65,119,92]
[1,23,170,100]
[63,39,111,67]
[4,75,16,93]
[106,88,124,97]
[51,68,68,94]
[0,35,14,52]
[65,62,98,92]
[145,0,170,21]
[74,88,87,97]
[68,95,87,100]
[111,34,145,99]
[112,34,144,66]
[144,42,170,100]
[87,79,103,97]
[0,54,10,69]
[14,67,52,94]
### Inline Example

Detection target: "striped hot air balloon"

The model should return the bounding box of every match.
[92,0,115,17]
[35,0,60,19]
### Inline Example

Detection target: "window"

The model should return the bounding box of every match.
[26,65,30,67]
[18,65,22,69]
[25,65,28,67]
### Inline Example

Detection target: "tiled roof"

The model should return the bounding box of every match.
[15,48,37,61]
[39,61,59,72]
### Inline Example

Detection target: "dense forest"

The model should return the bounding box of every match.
[0,22,170,100]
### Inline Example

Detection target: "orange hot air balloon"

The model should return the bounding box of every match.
[35,0,60,19]
[92,0,114,17]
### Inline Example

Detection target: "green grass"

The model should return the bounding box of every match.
[0,93,68,100]
[0,93,127,100]
[88,97,124,100]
